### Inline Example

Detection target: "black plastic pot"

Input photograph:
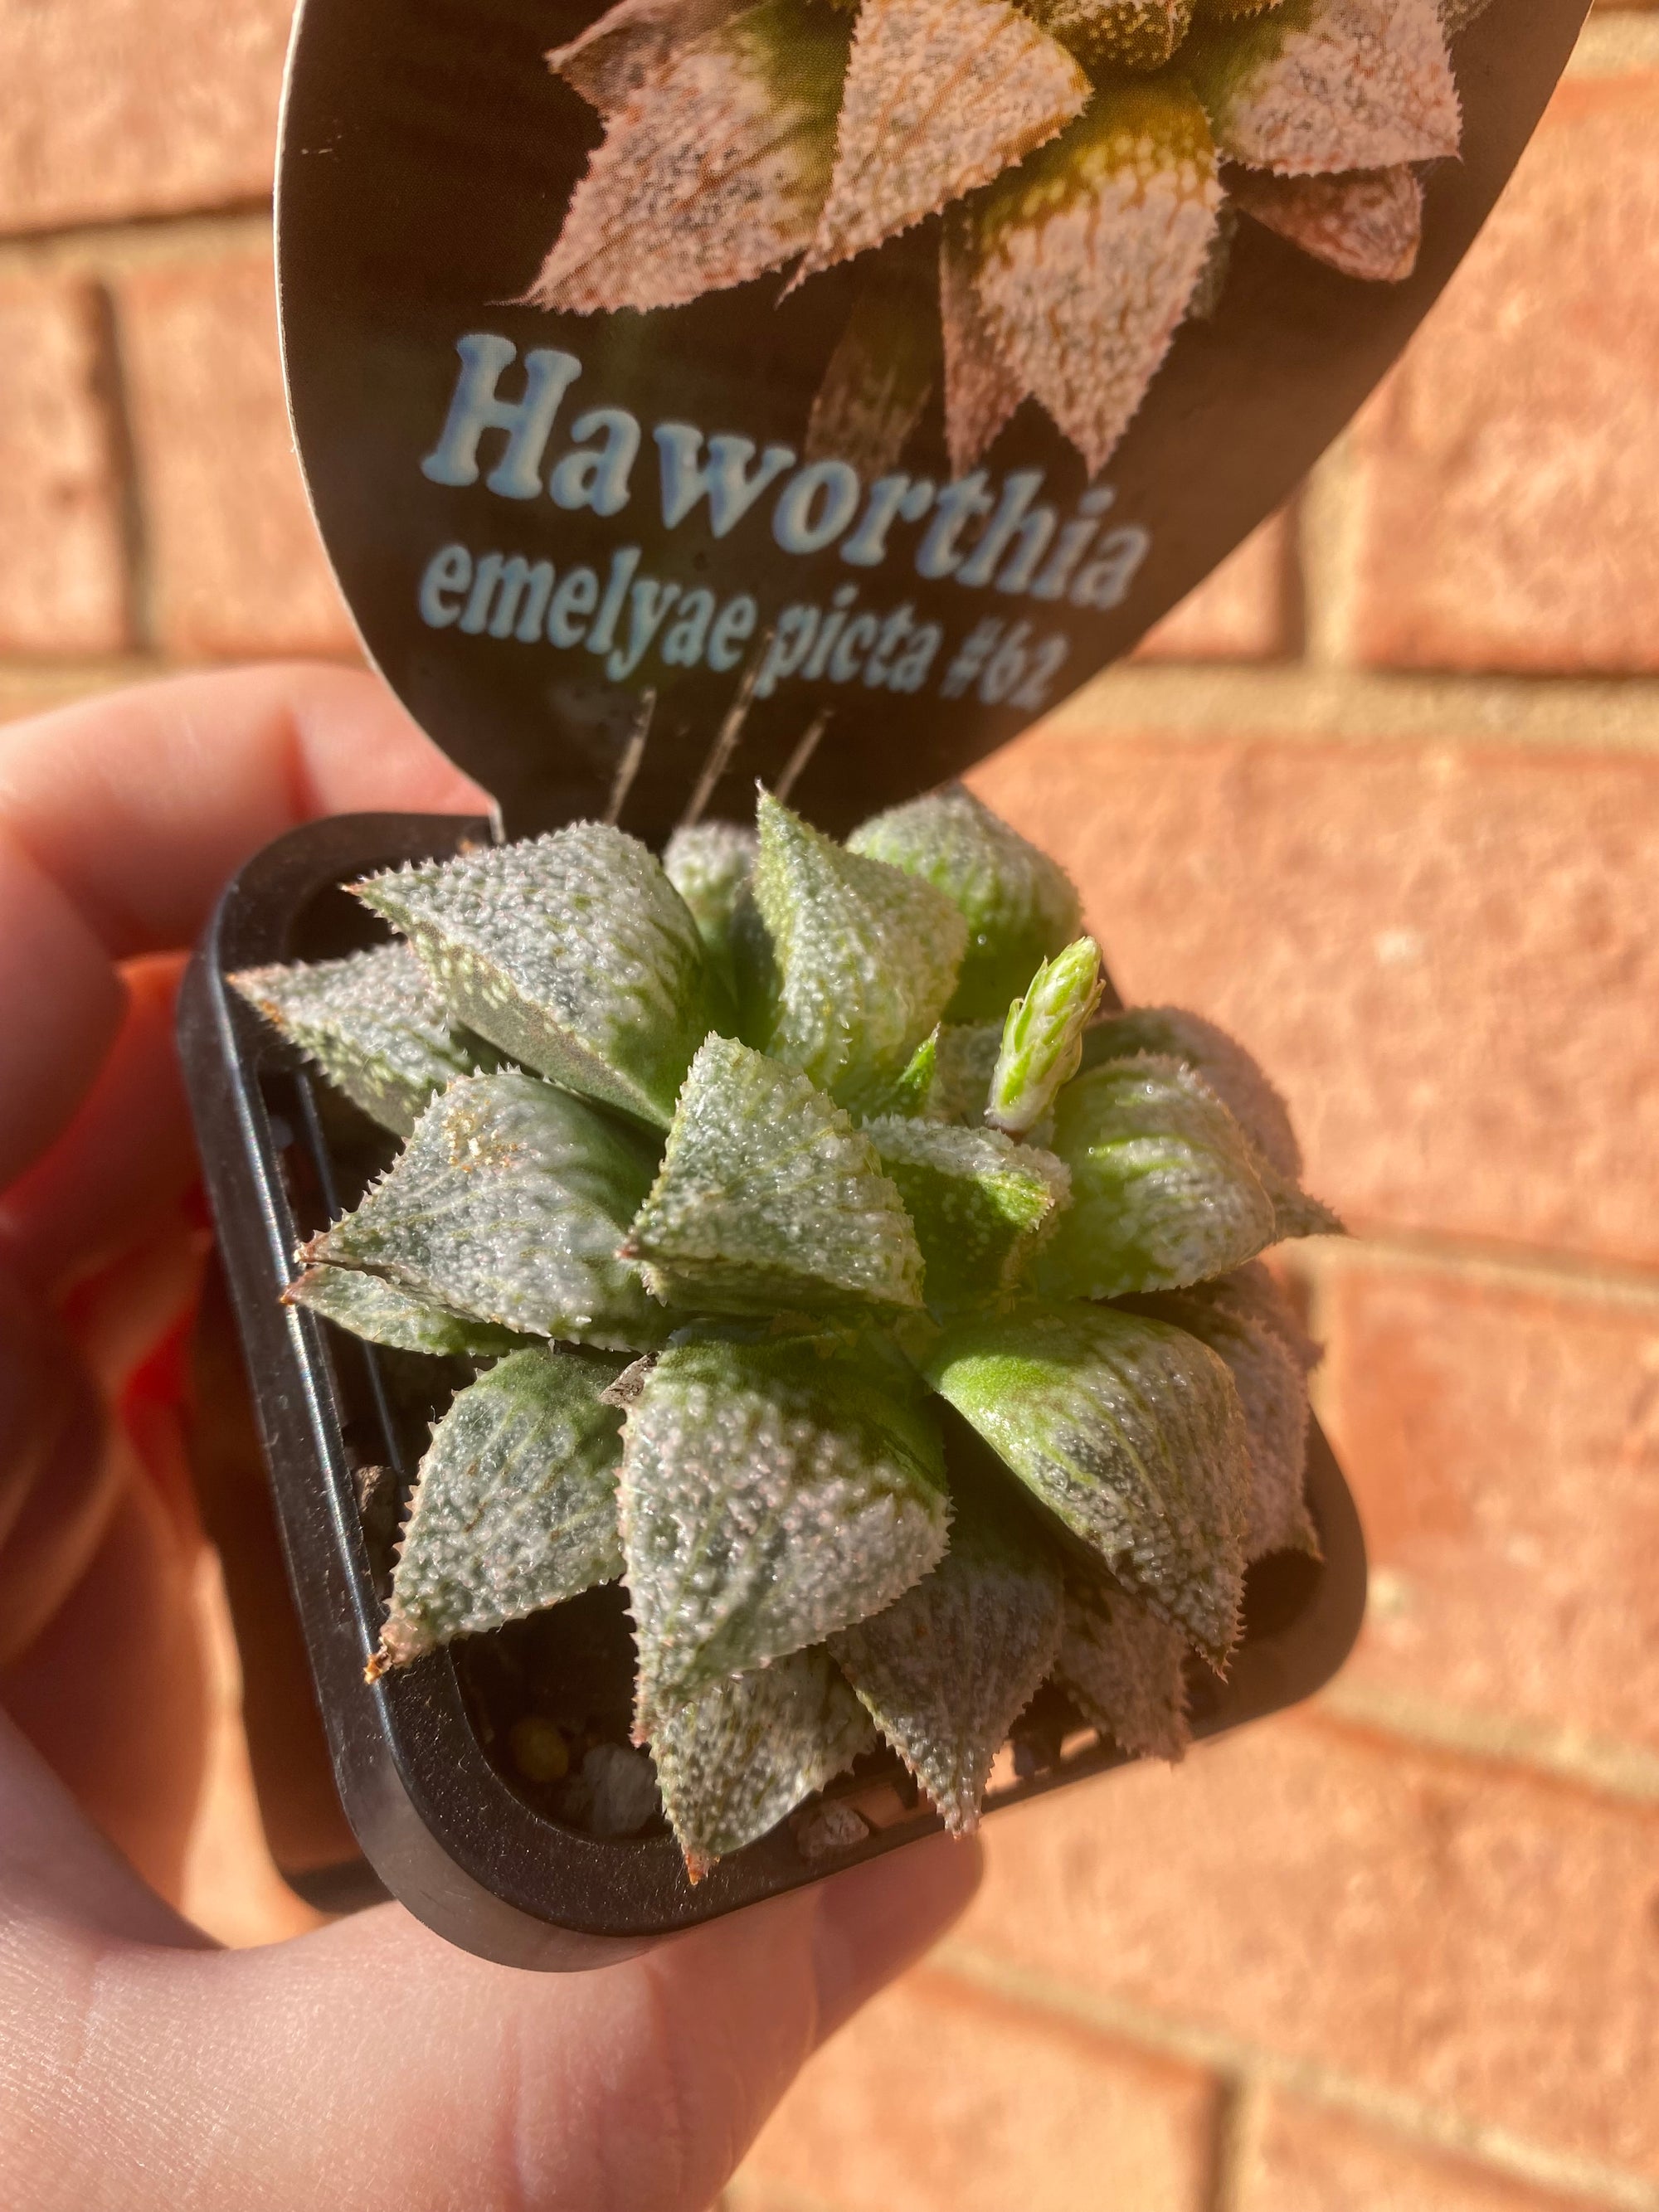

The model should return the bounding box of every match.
[178,807,1368,1971]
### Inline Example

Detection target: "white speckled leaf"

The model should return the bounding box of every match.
[798,0,1086,279]
[375,1346,628,1666]
[968,78,1222,474]
[1438,0,1495,33]
[1018,0,1194,74]
[805,270,937,478]
[625,1036,924,1315]
[286,1264,531,1359]
[1081,1004,1301,1179]
[848,784,1083,1024]
[304,1072,665,1350]
[1125,1262,1319,1558]
[649,1645,877,1869]
[662,820,757,994]
[621,1334,950,1719]
[1034,1056,1277,1300]
[528,0,849,313]
[751,791,967,1113]
[357,824,724,1131]
[865,1115,1069,1313]
[940,209,1027,474]
[830,1478,1062,1832]
[925,1300,1251,1662]
[547,0,746,114]
[231,944,500,1137]
[1056,1553,1190,1759]
[1228,161,1423,280]
[1184,0,1459,177]
[986,936,1103,1137]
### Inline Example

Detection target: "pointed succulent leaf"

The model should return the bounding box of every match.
[231,944,500,1137]
[924,1300,1251,1661]
[547,0,747,114]
[1081,1004,1301,1179]
[374,1346,629,1668]
[805,268,938,478]
[1228,162,1423,282]
[1034,1056,1277,1300]
[358,825,727,1131]
[1126,1261,1318,1558]
[750,790,968,1113]
[865,1116,1070,1313]
[528,0,849,313]
[663,819,757,996]
[287,1263,532,1359]
[848,783,1084,1025]
[621,1334,951,1719]
[624,1036,924,1315]
[967,77,1222,474]
[940,209,1028,474]
[927,1023,1005,1125]
[861,1031,939,1121]
[830,1477,1063,1832]
[1184,0,1459,177]
[797,0,1087,280]
[304,1072,665,1350]
[1056,1553,1190,1760]
[1018,0,1194,75]
[985,936,1104,1138]
[649,1646,876,1871]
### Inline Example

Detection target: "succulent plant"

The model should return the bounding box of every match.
[530,0,1494,474]
[235,783,1338,1873]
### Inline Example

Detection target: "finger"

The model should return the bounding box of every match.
[12,1826,980,2212]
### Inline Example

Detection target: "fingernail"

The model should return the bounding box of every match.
[810,1830,983,2044]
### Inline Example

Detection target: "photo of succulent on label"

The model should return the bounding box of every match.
[277,0,1586,837]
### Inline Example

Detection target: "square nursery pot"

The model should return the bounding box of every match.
[178,805,1367,1971]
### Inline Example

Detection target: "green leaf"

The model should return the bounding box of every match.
[1056,1553,1190,1761]
[750,790,967,1114]
[622,1036,924,1317]
[649,1646,876,1874]
[303,1072,665,1351]
[1034,1057,1277,1300]
[231,943,500,1136]
[830,1475,1063,1833]
[662,820,757,1001]
[927,1023,1005,1125]
[1125,1262,1318,1560]
[864,1115,1070,1314]
[848,784,1084,1023]
[373,1346,628,1667]
[985,935,1104,1138]
[924,1300,1250,1663]
[286,1263,532,1359]
[859,1031,939,1122]
[620,1334,951,1721]
[356,824,728,1130]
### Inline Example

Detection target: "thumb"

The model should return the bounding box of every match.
[2,1707,980,2212]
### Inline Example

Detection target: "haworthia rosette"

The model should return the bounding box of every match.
[620,1334,951,1722]
[924,1300,1251,1663]
[624,1035,924,1315]
[848,784,1084,1024]
[287,1262,531,1359]
[864,1114,1070,1314]
[355,823,729,1130]
[304,1072,665,1350]
[649,1646,876,1873]
[231,942,500,1136]
[374,1345,629,1667]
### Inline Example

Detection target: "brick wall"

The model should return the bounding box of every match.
[7,7,1659,2209]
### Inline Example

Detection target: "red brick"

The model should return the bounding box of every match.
[1242,2095,1608,2212]
[1136,511,1297,664]
[0,276,129,651]
[969,731,1659,1266]
[1323,1258,1659,1760]
[1346,75,1659,675]
[961,1714,1659,2177]
[0,0,289,234]
[734,1968,1217,2212]
[116,250,356,659]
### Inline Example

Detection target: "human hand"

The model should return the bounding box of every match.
[0,664,980,2210]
